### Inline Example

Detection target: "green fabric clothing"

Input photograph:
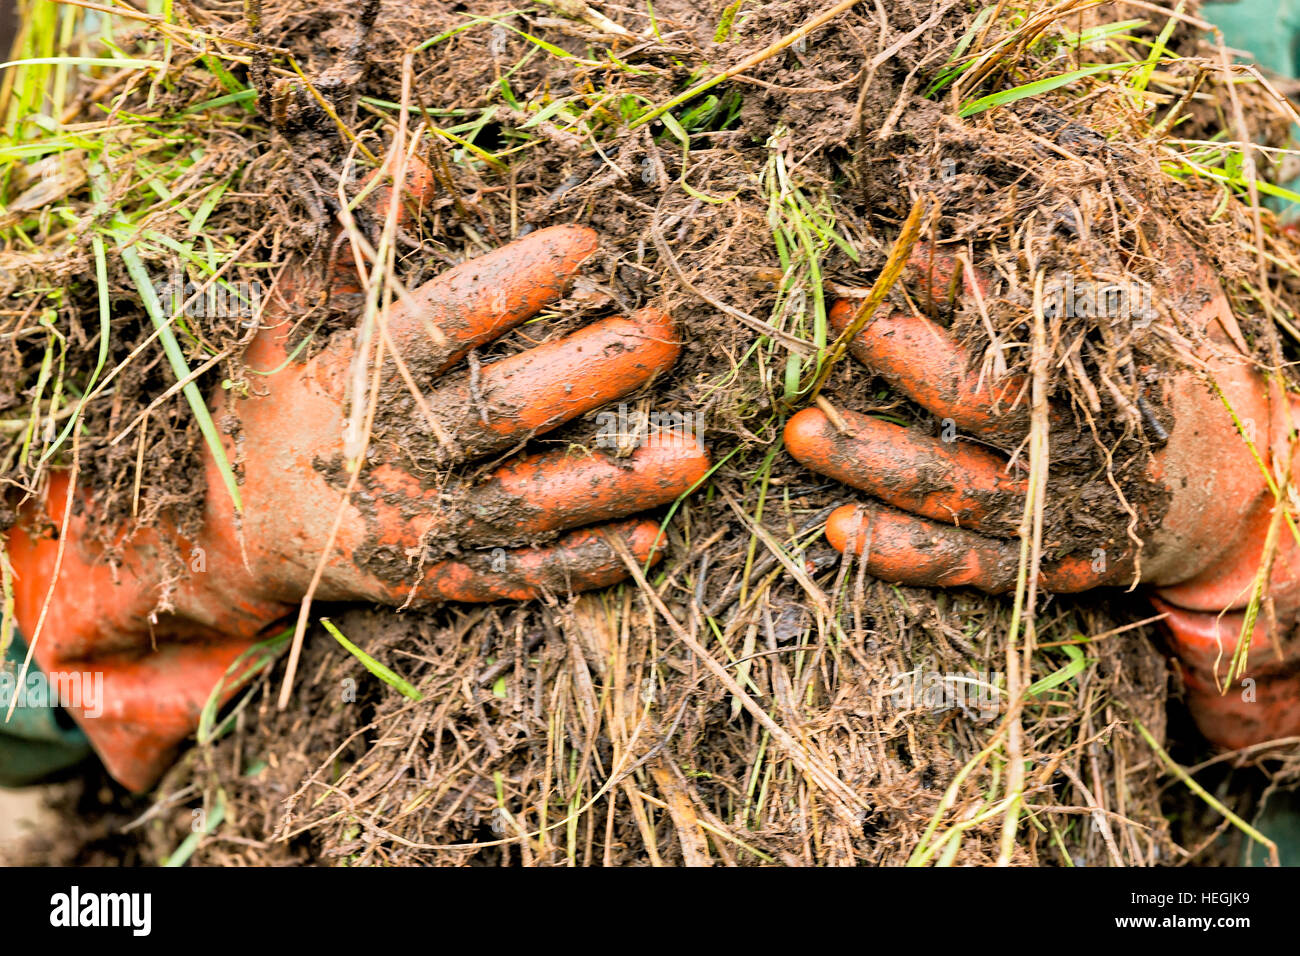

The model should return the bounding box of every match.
[1244,788,1300,866]
[1202,0,1300,79]
[1202,0,1300,220]
[0,631,91,787]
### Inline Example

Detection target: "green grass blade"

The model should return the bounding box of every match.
[1,56,165,70]
[197,627,292,745]
[1131,6,1179,95]
[180,89,258,115]
[1061,19,1148,49]
[959,62,1138,118]
[162,790,225,866]
[38,235,111,463]
[321,617,424,701]
[119,242,243,513]
[1027,644,1093,697]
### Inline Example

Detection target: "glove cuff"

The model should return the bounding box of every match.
[4,473,287,790]
[1150,594,1300,748]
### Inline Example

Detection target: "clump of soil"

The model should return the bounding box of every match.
[6,0,1300,865]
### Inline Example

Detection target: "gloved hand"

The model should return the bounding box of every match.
[785,239,1300,749]
[4,164,708,791]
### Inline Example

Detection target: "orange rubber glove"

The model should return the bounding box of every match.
[5,167,708,791]
[786,239,1300,749]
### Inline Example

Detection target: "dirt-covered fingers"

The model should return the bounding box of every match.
[828,299,1027,440]
[241,155,446,368]
[423,307,681,464]
[346,432,707,599]
[381,223,601,374]
[324,156,440,288]
[445,433,709,546]
[785,406,1024,534]
[824,503,1120,594]
[288,222,600,381]
[365,153,437,229]
[412,519,667,604]
[904,242,985,308]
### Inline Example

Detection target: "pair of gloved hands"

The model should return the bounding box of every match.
[7,167,1299,792]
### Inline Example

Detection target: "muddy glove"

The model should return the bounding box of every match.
[785,240,1300,749]
[5,169,708,791]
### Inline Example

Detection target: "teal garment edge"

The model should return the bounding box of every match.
[1201,0,1300,220]
[0,630,92,787]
